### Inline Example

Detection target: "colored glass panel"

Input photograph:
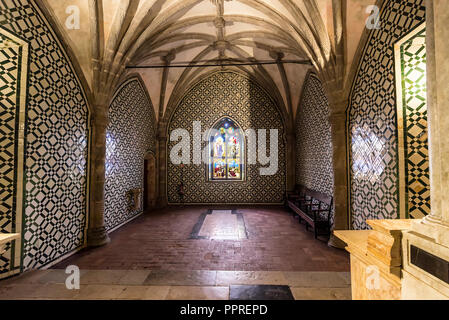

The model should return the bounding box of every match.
[209,117,244,181]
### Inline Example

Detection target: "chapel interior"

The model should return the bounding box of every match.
[1,0,449,300]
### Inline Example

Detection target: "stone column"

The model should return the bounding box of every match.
[400,0,449,299]
[87,107,110,247]
[410,0,449,242]
[156,132,168,208]
[328,109,350,248]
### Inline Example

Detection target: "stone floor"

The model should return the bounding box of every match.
[197,210,247,240]
[0,207,352,300]
[54,207,350,271]
[0,269,352,300]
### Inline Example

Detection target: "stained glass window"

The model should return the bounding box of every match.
[208,117,244,181]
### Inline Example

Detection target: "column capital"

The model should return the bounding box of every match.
[269,50,284,62]
[161,50,176,64]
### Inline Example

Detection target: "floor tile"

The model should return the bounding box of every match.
[290,287,352,300]
[74,285,127,300]
[117,270,152,285]
[0,284,48,299]
[80,270,129,285]
[216,271,287,286]
[38,269,89,284]
[0,270,51,285]
[116,286,170,300]
[30,284,80,299]
[166,286,229,300]
[230,285,294,300]
[143,270,217,286]
[283,271,351,288]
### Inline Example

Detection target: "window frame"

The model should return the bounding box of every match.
[206,117,246,182]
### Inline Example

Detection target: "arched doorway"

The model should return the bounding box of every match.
[144,152,157,210]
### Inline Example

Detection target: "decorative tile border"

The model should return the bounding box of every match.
[394,24,430,219]
[0,27,28,278]
[348,0,426,230]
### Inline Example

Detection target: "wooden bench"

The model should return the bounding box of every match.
[286,184,310,208]
[287,187,333,239]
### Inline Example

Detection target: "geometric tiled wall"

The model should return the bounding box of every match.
[105,78,156,231]
[0,29,28,278]
[295,73,334,225]
[0,0,90,270]
[396,26,430,219]
[348,0,426,230]
[167,71,286,204]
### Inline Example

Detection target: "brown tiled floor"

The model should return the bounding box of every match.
[53,206,349,272]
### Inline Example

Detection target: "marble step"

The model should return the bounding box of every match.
[1,269,350,287]
[0,270,351,300]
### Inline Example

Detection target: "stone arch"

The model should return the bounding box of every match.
[162,68,290,137]
[111,72,157,141]
[35,0,95,112]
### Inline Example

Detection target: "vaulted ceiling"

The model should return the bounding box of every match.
[43,0,375,122]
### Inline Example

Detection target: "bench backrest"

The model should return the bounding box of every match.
[307,189,333,210]
[294,184,308,195]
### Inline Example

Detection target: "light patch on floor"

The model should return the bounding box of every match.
[198,210,246,240]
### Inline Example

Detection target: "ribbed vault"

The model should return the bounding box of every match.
[41,0,361,126]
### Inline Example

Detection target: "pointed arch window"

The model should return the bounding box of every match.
[208,117,245,181]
